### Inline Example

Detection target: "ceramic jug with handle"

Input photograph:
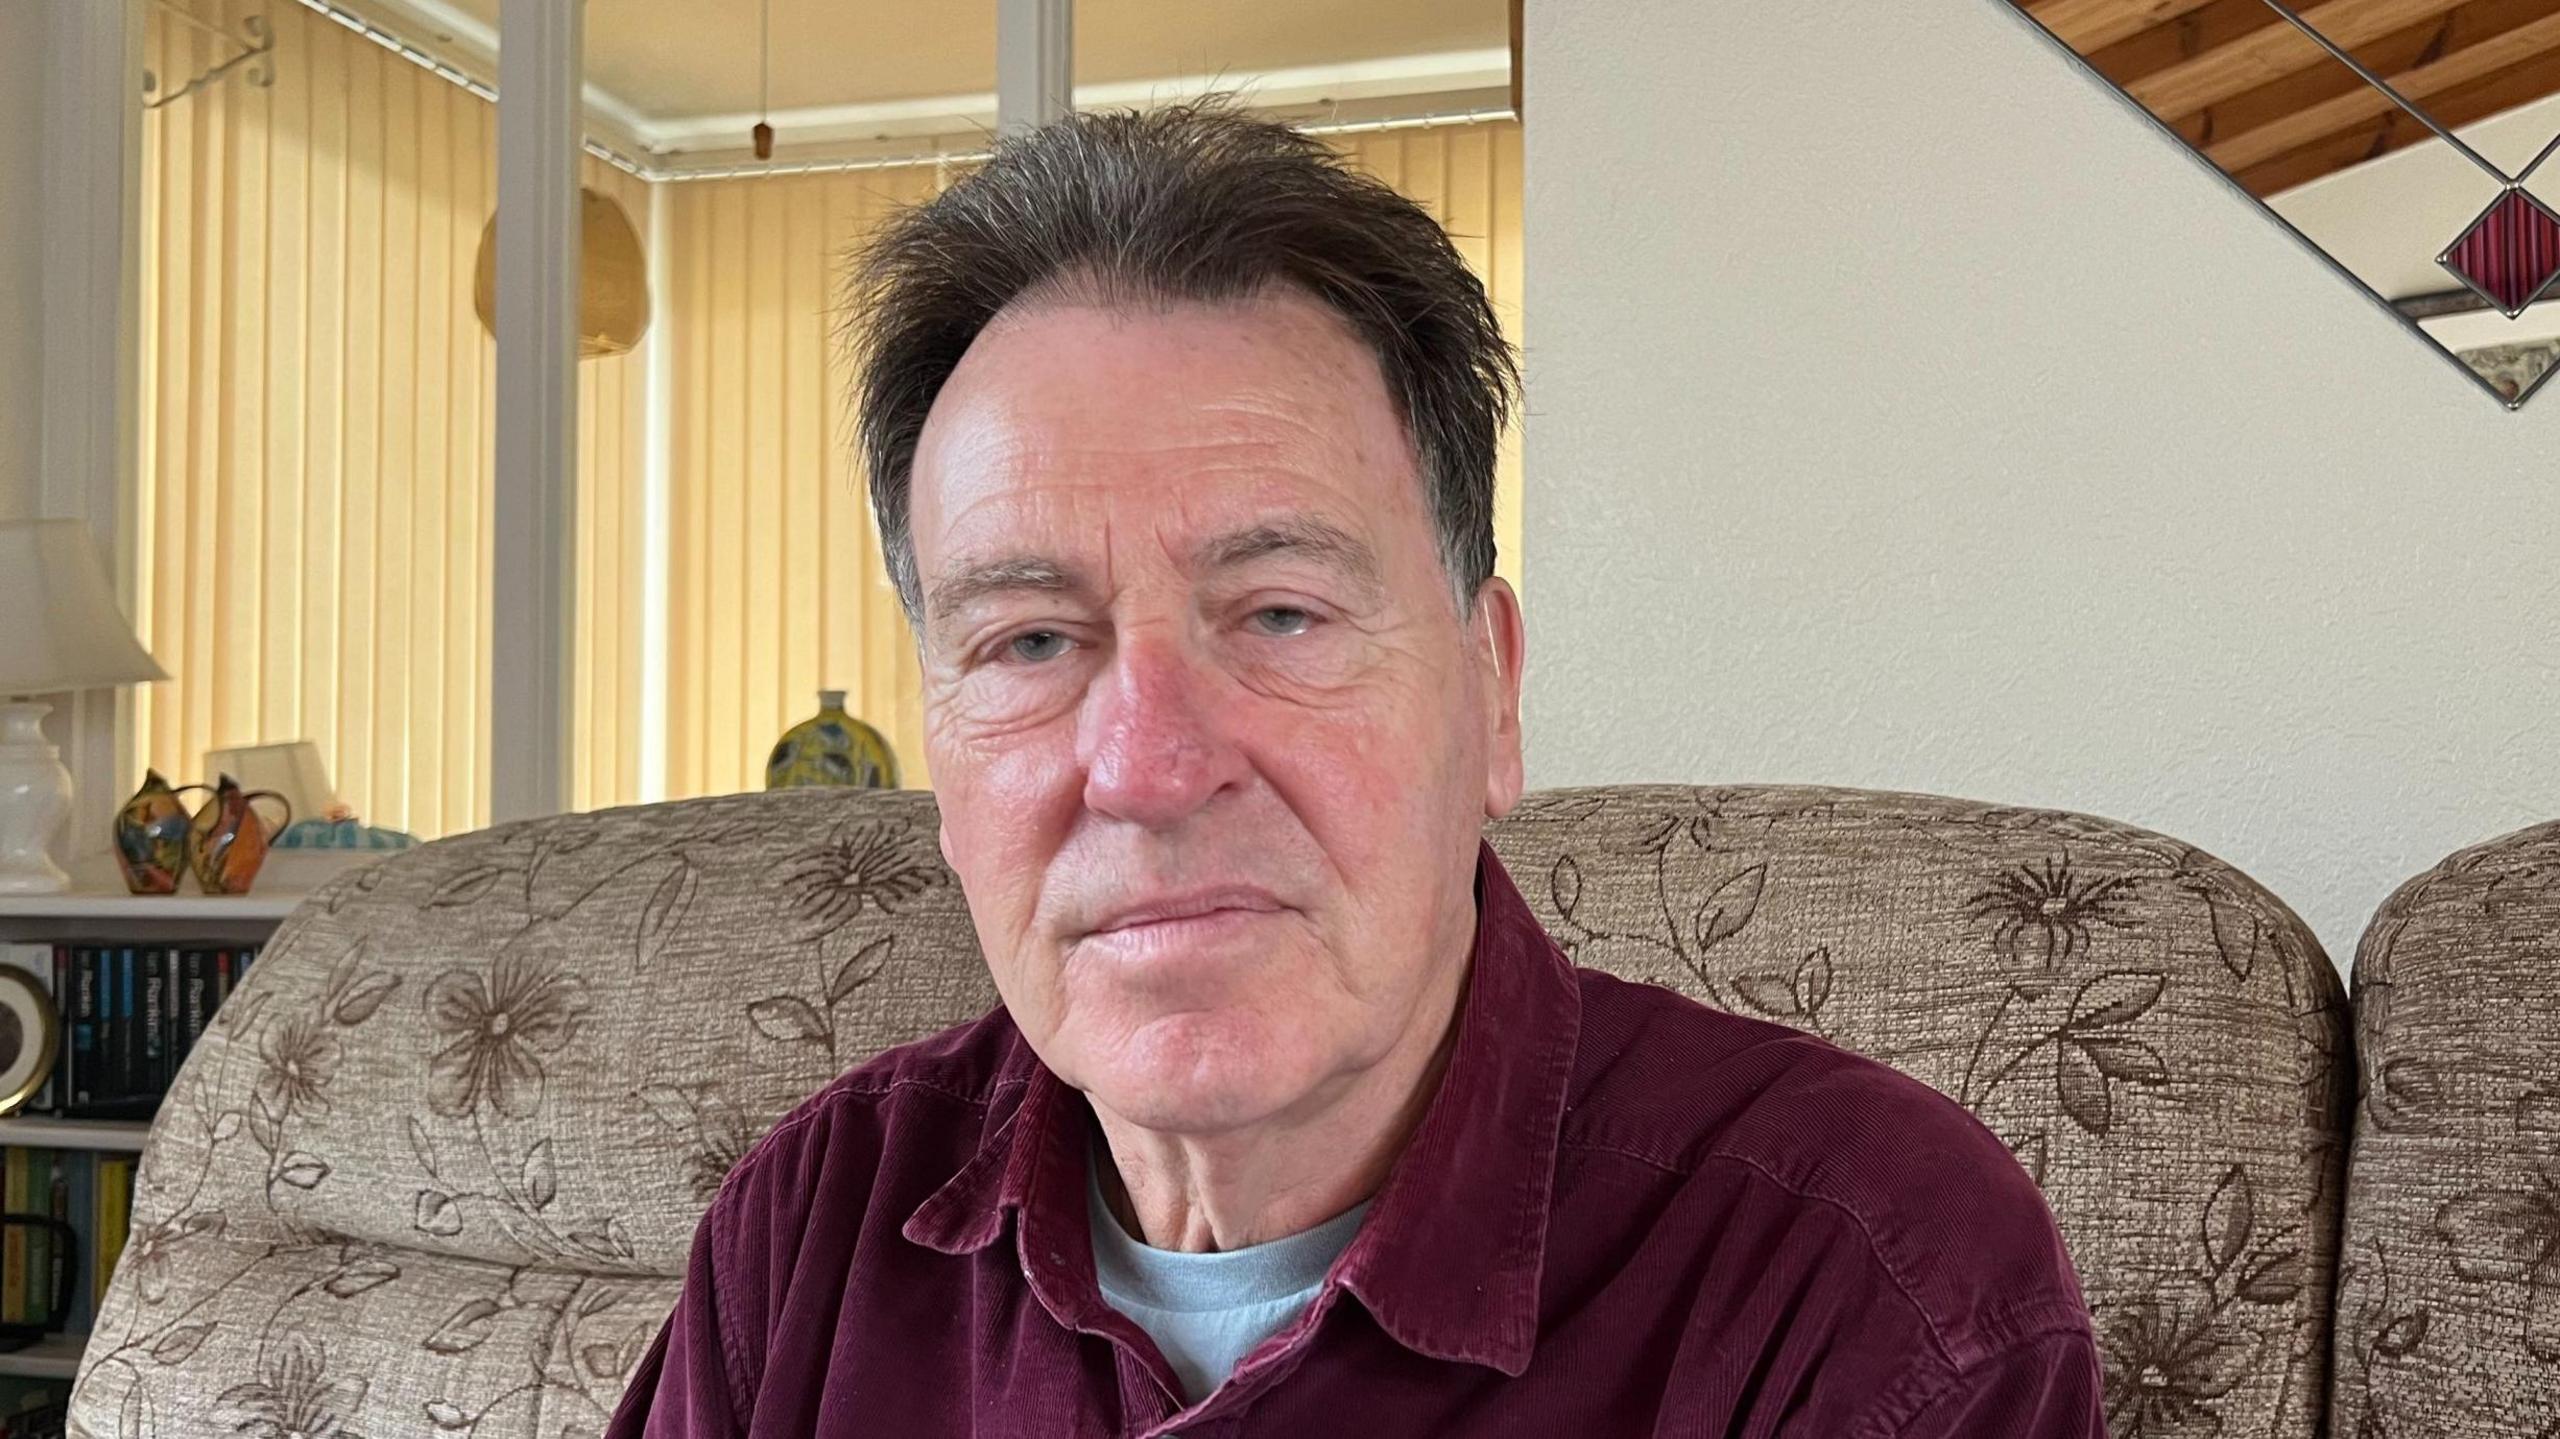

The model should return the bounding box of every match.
[114,769,207,895]
[188,774,293,896]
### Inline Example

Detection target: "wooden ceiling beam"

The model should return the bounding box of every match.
[2231,112,2406,194]
[2234,39,2560,191]
[2161,2,2451,150]
[2026,0,2225,52]
[2129,0,2476,117]
[2090,0,2290,91]
[2208,8,2560,174]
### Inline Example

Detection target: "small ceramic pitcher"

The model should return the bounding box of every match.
[113,769,208,895]
[188,774,294,896]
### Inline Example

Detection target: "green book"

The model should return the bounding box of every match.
[3,1147,24,1325]
[23,1149,50,1325]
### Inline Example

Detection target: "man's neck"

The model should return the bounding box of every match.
[1088,942,1473,1253]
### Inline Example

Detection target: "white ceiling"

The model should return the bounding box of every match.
[411,0,1506,124]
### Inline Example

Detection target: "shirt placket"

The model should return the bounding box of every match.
[1004,1092,1195,1436]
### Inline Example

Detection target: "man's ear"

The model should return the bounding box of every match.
[1474,577,1527,821]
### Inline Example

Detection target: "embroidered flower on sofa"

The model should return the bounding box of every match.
[2354,980,2445,1133]
[1730,946,1834,1035]
[686,1115,750,1202]
[780,819,945,938]
[1963,855,2139,970]
[424,951,590,1119]
[639,1082,754,1203]
[1961,969,2169,1136]
[2098,1290,2257,1436]
[2335,1236,2432,1439]
[121,1211,223,1305]
[257,1013,344,1118]
[215,1335,371,1439]
[2433,1163,2560,1362]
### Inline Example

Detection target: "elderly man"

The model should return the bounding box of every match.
[607,103,2105,1437]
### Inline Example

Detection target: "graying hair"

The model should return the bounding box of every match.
[845,99,1518,626]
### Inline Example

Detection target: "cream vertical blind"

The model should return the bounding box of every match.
[135,0,650,835]
[661,165,948,801]
[133,14,1519,823]
[658,120,1524,802]
[1332,121,1527,599]
[574,165,653,814]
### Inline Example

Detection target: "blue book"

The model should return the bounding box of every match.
[113,948,134,1105]
[67,949,97,1110]
[58,1150,91,1336]
[138,949,167,1098]
[93,949,121,1112]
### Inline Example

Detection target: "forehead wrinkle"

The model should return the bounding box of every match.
[924,554,1085,631]
[1195,517,1384,601]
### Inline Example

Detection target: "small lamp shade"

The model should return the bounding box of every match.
[472,187,652,360]
[0,520,166,695]
[204,740,338,823]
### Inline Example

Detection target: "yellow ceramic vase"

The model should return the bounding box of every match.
[765,690,899,790]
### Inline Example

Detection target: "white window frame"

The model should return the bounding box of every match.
[63,0,1076,832]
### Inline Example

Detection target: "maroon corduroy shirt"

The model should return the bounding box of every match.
[606,843,2107,1437]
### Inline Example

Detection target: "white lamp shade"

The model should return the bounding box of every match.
[204,739,338,822]
[0,520,167,694]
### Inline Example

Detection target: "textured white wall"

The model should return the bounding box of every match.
[1519,0,2560,971]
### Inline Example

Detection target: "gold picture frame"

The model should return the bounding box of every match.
[0,967,61,1118]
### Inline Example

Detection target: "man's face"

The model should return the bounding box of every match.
[910,286,1525,1137]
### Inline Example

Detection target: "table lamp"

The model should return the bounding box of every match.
[0,520,167,893]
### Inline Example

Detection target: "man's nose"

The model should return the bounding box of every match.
[1079,631,1246,828]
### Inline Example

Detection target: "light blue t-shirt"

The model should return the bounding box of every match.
[1087,1159,1369,1404]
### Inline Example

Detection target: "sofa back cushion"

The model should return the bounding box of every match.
[73,784,2350,1439]
[2330,818,2560,1437]
[1491,786,2348,1439]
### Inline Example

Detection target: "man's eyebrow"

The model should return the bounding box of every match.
[925,556,1079,629]
[1195,518,1383,594]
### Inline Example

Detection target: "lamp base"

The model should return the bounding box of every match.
[0,702,72,895]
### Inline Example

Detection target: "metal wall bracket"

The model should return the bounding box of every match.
[141,4,274,111]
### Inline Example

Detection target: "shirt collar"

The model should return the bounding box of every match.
[902,839,1582,1377]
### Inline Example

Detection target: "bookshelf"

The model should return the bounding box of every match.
[0,1334,83,1382]
[0,894,302,923]
[0,887,311,1382]
[0,1120,147,1155]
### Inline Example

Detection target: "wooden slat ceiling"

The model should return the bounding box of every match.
[2022,0,2560,195]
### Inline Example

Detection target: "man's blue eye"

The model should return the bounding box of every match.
[1253,607,1312,636]
[1008,631,1070,662]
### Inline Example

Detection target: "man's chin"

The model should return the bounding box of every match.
[1074,1012,1315,1138]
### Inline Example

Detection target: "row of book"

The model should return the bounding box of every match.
[0,1378,63,1439]
[0,1149,128,1338]
[3,943,262,1119]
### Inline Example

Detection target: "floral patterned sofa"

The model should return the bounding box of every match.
[2327,817,2560,1438]
[66,784,2355,1438]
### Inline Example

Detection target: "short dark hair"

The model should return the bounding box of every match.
[846,100,1518,626]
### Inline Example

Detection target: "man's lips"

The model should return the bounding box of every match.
[1084,886,1286,937]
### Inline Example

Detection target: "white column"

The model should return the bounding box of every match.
[489,0,583,824]
[12,0,143,884]
[996,0,1073,137]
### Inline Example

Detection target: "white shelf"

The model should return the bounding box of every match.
[0,1330,87,1379]
[0,891,307,922]
[0,1117,149,1152]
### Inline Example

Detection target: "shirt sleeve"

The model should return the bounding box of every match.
[603,1203,749,1439]
[1886,1330,2108,1439]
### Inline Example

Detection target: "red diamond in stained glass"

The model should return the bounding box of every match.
[2442,189,2560,319]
